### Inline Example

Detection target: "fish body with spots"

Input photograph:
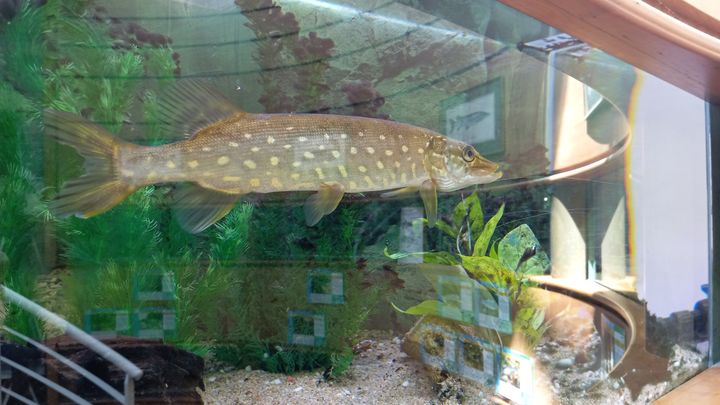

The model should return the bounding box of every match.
[45,83,501,233]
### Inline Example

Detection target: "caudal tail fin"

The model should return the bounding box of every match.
[44,109,137,218]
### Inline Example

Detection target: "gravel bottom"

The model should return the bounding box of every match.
[201,331,497,405]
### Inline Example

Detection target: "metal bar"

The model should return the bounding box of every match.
[0,356,91,405]
[2,326,125,403]
[0,286,143,380]
[123,374,134,405]
[0,387,38,405]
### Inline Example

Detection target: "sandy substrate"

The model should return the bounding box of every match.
[201,331,496,405]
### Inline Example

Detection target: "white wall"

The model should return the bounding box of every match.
[631,74,709,317]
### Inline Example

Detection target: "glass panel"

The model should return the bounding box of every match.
[0,0,709,404]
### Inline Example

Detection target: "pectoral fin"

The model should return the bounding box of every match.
[173,184,242,233]
[380,186,418,198]
[304,182,345,226]
[419,179,438,228]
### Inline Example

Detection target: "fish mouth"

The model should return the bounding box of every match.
[471,155,502,177]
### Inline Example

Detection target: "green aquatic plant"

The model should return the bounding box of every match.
[0,82,47,340]
[207,202,389,376]
[0,0,181,342]
[388,193,549,348]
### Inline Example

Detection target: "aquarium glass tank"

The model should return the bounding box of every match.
[0,0,712,404]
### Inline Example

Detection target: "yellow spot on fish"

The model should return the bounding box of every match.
[319,145,325,150]
[331,150,341,159]
[286,126,294,130]
[350,147,357,155]
[364,176,374,186]
[402,145,409,153]
[401,173,407,182]
[358,165,367,173]
[349,181,358,189]
[411,163,417,177]
[223,176,241,182]
[376,161,384,169]
[145,156,153,162]
[358,131,365,137]
[366,147,375,154]
[243,160,256,169]
[267,136,275,144]
[270,156,279,166]
[379,135,385,140]
[338,165,348,178]
[202,147,212,152]
[304,151,315,159]
[203,172,212,177]
[271,178,282,187]
[385,150,393,156]
[121,169,134,177]
[147,171,157,179]
[218,156,230,166]
[418,148,424,154]
[394,161,401,168]
[406,156,413,161]
[251,147,260,152]
[188,160,199,169]
[250,178,260,187]
[229,142,239,147]
[166,161,176,169]
[244,133,252,139]
[298,136,307,142]
[291,173,300,180]
[284,144,292,149]
[390,173,396,181]
[382,177,389,186]
[315,168,325,179]
[340,133,347,139]
[324,133,330,140]
[292,161,302,167]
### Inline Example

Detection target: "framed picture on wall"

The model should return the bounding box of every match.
[441,79,504,157]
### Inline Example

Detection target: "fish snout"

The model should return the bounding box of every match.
[472,155,501,173]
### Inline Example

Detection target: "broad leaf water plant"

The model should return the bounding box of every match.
[387,193,550,348]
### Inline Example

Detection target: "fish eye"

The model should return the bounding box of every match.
[462,146,475,162]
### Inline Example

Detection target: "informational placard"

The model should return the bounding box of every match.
[399,207,424,264]
[288,311,326,346]
[418,323,459,372]
[307,268,344,304]
[600,312,626,373]
[133,270,175,302]
[458,334,497,385]
[475,283,512,335]
[83,309,130,339]
[496,348,534,405]
[437,276,512,334]
[132,307,176,339]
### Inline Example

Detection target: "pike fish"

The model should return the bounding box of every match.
[45,81,502,233]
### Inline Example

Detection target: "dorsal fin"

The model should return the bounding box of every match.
[155,78,246,139]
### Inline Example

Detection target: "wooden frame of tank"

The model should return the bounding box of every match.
[496,0,720,103]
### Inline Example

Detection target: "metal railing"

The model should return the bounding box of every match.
[0,285,143,405]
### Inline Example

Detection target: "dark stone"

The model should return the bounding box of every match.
[42,335,204,404]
